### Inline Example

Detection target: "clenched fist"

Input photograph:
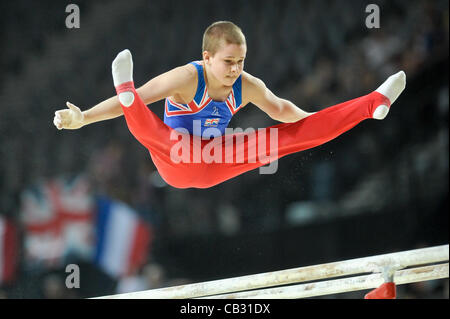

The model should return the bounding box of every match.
[54,102,84,130]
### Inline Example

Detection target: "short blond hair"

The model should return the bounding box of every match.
[202,21,246,56]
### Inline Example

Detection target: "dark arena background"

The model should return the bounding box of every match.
[0,0,448,300]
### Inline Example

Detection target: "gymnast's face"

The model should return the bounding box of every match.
[203,42,246,87]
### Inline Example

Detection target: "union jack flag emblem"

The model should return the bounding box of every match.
[204,118,220,127]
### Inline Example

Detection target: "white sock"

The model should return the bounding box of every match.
[373,71,406,120]
[112,49,135,107]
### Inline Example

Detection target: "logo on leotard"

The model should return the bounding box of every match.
[212,106,220,116]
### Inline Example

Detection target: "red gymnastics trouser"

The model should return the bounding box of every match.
[116,82,390,189]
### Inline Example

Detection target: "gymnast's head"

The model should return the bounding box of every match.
[202,21,247,86]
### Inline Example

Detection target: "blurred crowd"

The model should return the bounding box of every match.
[0,0,448,298]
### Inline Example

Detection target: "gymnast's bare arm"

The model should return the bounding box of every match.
[53,64,197,130]
[241,71,314,123]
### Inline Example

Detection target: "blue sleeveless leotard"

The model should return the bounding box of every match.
[163,61,243,137]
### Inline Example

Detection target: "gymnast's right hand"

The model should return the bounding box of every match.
[54,102,84,130]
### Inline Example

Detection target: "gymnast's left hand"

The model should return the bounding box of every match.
[53,102,85,130]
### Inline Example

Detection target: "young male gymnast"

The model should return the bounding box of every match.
[53,21,406,189]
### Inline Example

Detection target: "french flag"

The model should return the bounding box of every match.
[94,198,152,278]
[0,217,18,285]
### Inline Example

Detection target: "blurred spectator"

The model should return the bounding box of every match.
[116,262,167,294]
[41,273,78,299]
